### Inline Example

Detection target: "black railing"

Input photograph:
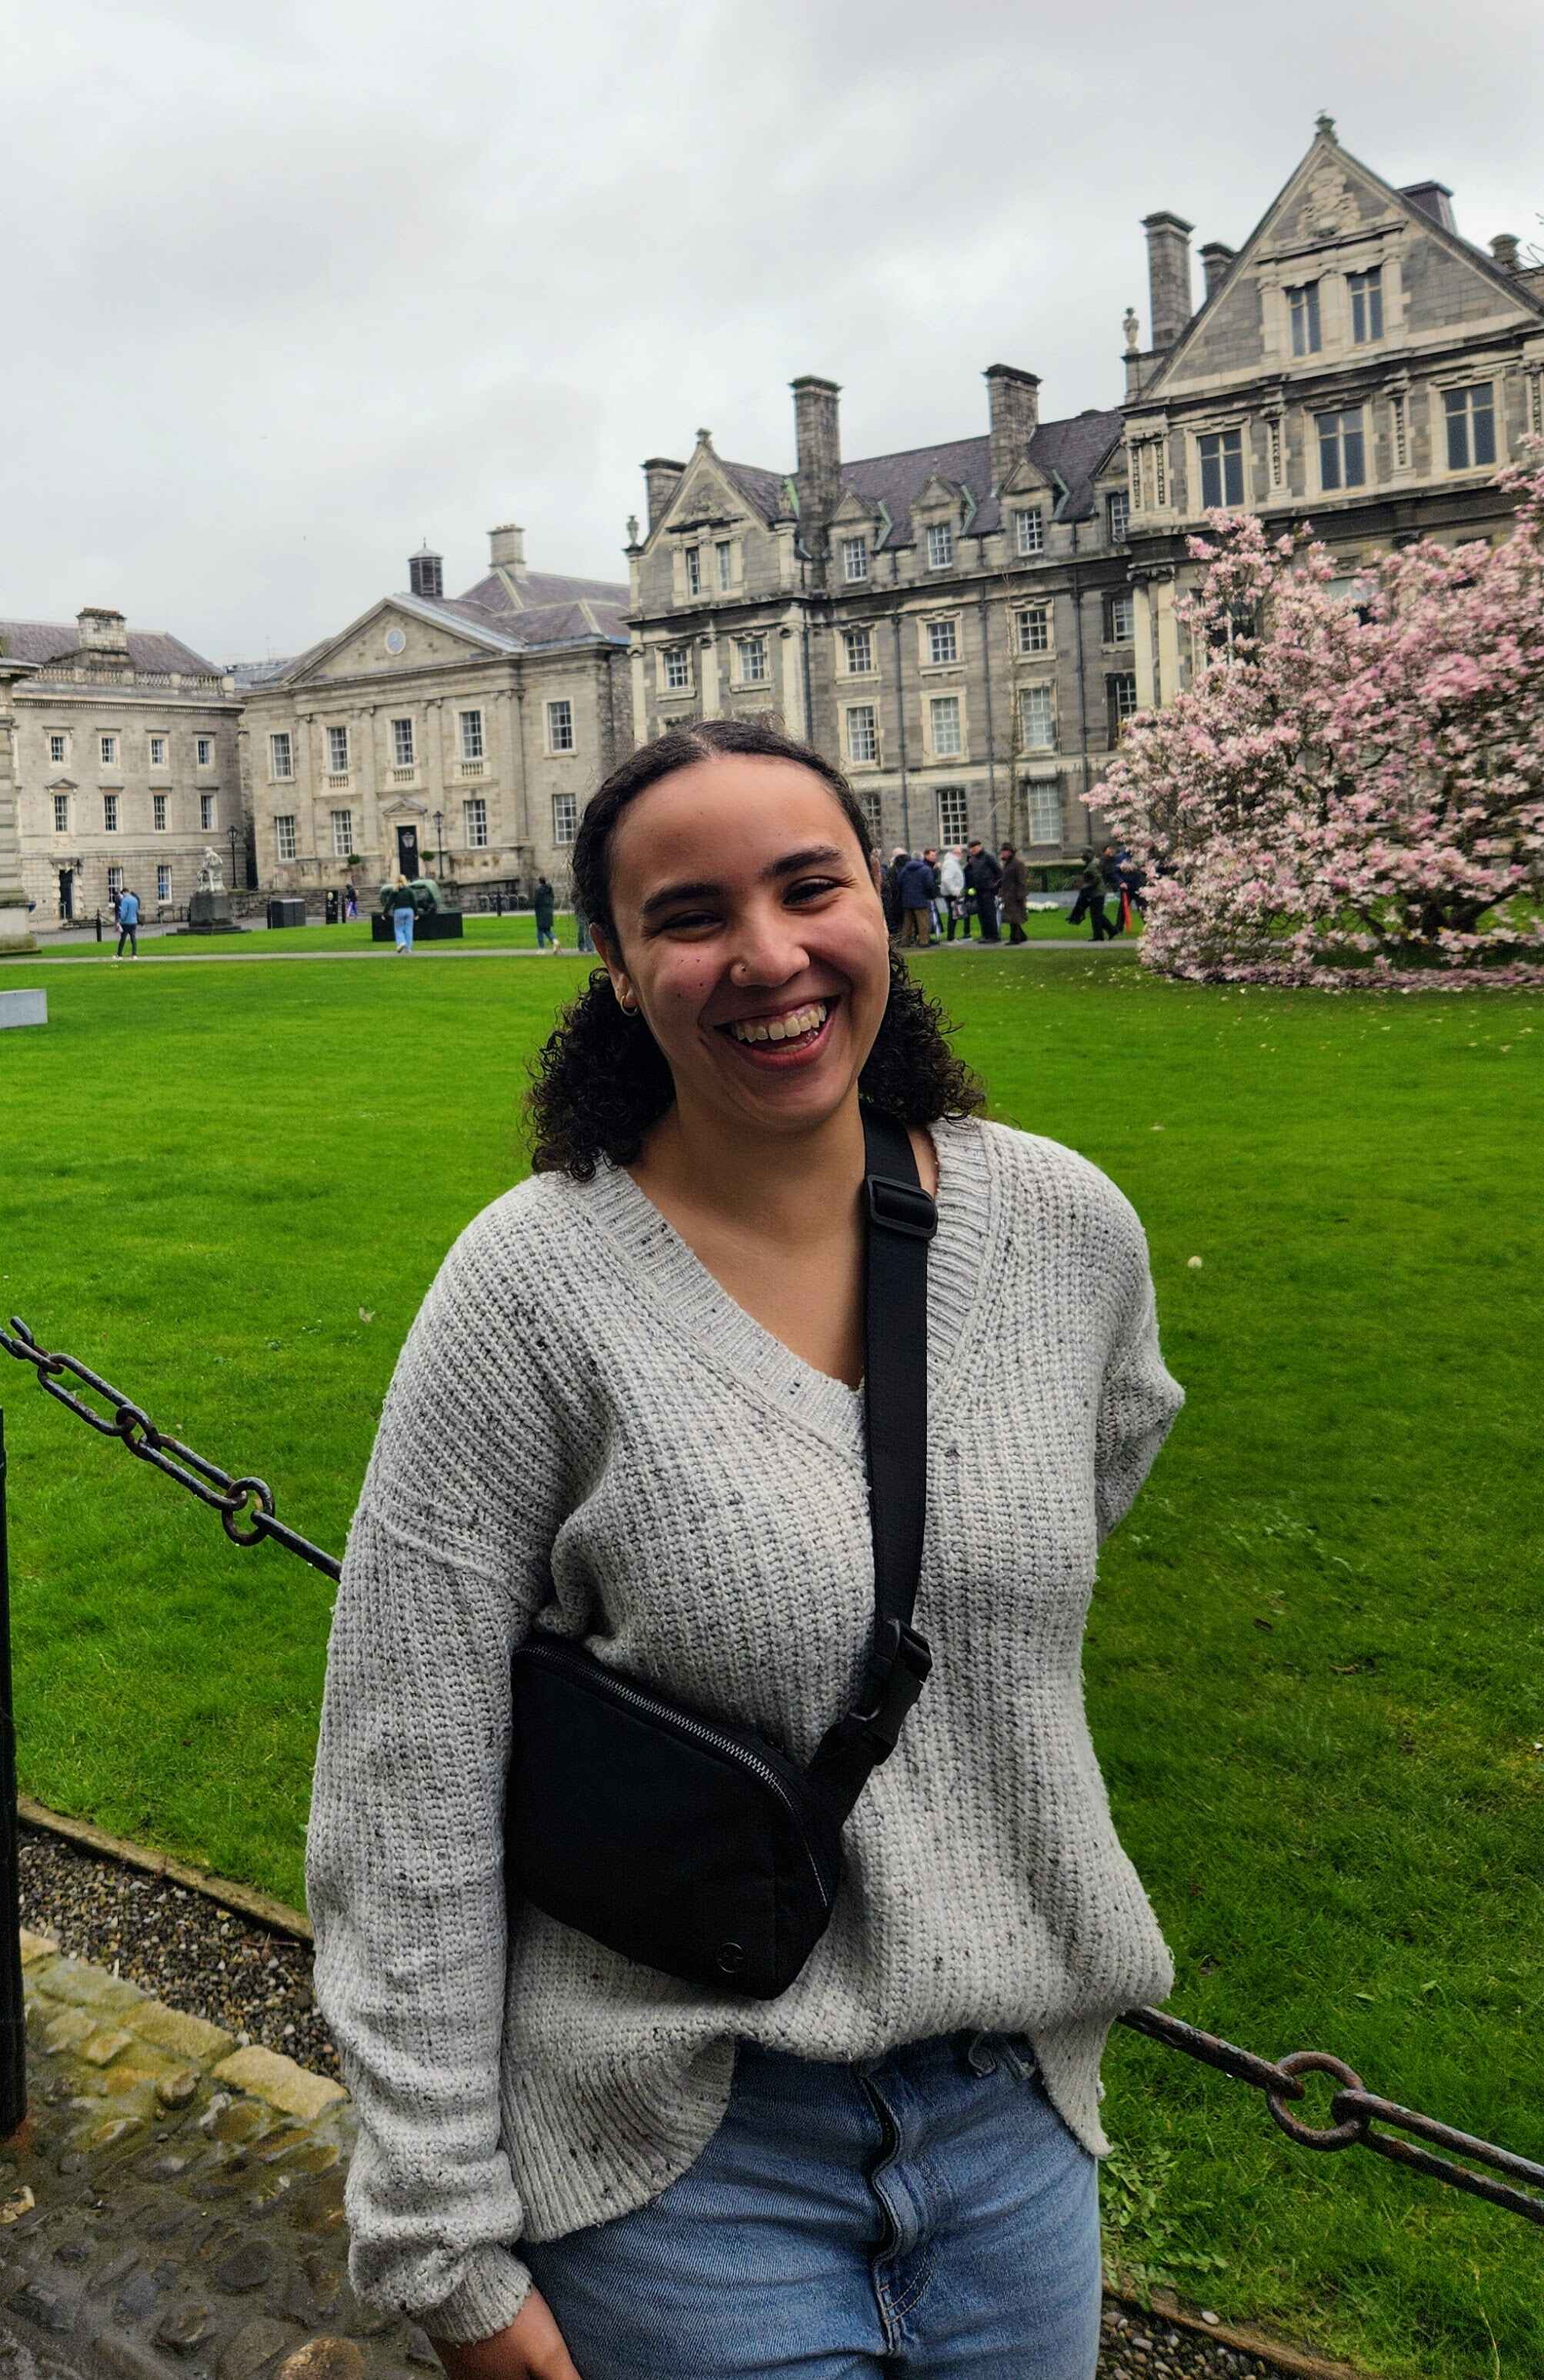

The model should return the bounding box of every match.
[2,1314,1542,2228]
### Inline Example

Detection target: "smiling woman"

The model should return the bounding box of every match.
[305,713,1186,2380]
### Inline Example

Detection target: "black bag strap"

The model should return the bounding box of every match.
[807,1104,936,1821]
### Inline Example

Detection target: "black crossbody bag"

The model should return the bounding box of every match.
[503,1104,936,1999]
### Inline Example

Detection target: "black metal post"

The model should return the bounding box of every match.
[0,1413,27,2138]
[94,910,102,944]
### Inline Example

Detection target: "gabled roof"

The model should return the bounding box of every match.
[0,617,222,676]
[840,411,1122,543]
[452,569,628,646]
[459,566,630,613]
[718,459,792,522]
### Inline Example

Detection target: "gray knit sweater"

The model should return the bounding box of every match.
[306,1115,1183,2343]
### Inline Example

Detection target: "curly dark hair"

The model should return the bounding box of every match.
[526,716,985,1180]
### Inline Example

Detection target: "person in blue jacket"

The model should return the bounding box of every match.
[115,886,142,958]
[896,850,937,947]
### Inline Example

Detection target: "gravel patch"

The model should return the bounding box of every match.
[16,1821,339,2081]
[15,1819,1349,2378]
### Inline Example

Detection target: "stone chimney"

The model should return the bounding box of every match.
[1401,180,1456,233]
[984,366,1041,494]
[642,458,685,532]
[791,376,842,548]
[1199,242,1236,302]
[1142,212,1195,350]
[76,606,128,653]
[489,522,527,572]
[1490,232,1520,271]
[409,546,444,599]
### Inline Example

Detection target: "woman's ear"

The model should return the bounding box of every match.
[589,924,635,1011]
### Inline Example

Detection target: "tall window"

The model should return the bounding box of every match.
[663,646,691,690]
[196,736,214,769]
[1109,673,1139,739]
[930,695,962,756]
[103,793,119,832]
[392,717,415,767]
[926,618,959,666]
[328,724,350,772]
[464,797,489,849]
[926,522,954,569]
[548,699,575,750]
[1316,408,1366,490]
[841,536,869,582]
[1287,281,1322,355]
[52,793,69,833]
[1106,592,1135,642]
[936,786,969,845]
[148,734,168,769]
[715,541,733,590]
[845,705,878,763]
[1019,686,1054,750]
[1105,490,1129,543]
[858,789,883,845]
[157,864,172,903]
[1348,266,1383,343]
[737,636,769,685]
[460,709,484,760]
[1015,508,1044,556]
[107,866,124,898]
[685,546,702,596]
[1025,782,1061,845]
[1199,429,1244,508]
[201,793,217,829]
[842,627,872,674]
[1016,606,1050,655]
[275,815,297,861]
[552,793,578,845]
[269,731,293,779]
[332,809,353,858]
[100,734,118,769]
[152,793,167,832]
[48,733,67,763]
[1444,383,1496,470]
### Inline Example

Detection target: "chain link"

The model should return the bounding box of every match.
[3,1318,1541,2223]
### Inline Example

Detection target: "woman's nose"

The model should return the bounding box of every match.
[727,908,809,984]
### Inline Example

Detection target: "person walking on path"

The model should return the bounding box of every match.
[345,880,359,922]
[922,847,944,939]
[965,839,1002,942]
[114,886,140,957]
[572,886,594,955]
[999,845,1029,945]
[896,850,935,947]
[1068,851,1113,942]
[532,875,559,952]
[880,847,906,939]
[389,876,417,954]
[939,844,967,940]
[1100,846,1126,934]
[307,713,1182,2380]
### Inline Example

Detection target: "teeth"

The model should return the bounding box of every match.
[729,1000,829,1046]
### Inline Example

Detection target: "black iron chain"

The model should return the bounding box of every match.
[3,1317,1541,2226]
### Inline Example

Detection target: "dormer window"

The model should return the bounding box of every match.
[1348,267,1383,343]
[1105,491,1129,543]
[1014,509,1044,556]
[841,536,870,583]
[926,522,954,569]
[685,546,702,596]
[1287,282,1322,356]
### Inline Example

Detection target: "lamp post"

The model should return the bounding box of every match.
[433,809,445,879]
[228,823,239,892]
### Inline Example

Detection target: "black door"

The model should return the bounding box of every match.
[396,825,420,877]
[58,869,74,923]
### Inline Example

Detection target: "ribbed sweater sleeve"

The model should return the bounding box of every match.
[305,1213,570,2344]
[1094,1196,1182,1547]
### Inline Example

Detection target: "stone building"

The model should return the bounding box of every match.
[625,380,1136,863]
[240,529,629,898]
[0,609,241,928]
[1122,115,1544,705]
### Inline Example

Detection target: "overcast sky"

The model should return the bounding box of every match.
[8,0,1542,665]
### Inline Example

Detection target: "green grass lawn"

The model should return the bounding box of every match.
[2,948,1539,2378]
[18,901,1117,960]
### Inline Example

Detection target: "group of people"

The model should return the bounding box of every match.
[879,839,1147,948]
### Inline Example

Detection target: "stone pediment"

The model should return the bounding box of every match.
[832,486,882,526]
[998,456,1054,499]
[659,463,749,535]
[286,600,510,687]
[913,472,962,515]
[45,774,79,790]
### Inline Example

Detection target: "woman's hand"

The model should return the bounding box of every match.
[429,2288,583,2380]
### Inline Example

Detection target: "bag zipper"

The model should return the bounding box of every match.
[521,1637,835,1915]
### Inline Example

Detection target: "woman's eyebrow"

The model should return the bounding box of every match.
[637,845,848,923]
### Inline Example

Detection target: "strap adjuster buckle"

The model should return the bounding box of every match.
[865,1173,938,1241]
[852,1615,933,1757]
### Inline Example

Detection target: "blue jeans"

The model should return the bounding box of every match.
[522,2031,1101,2378]
[536,924,555,947]
[393,909,415,950]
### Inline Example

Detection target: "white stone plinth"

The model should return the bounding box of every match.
[0,989,46,1030]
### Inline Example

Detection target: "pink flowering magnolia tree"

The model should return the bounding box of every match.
[1092,447,1544,986]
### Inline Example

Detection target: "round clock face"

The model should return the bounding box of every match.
[384,626,406,656]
